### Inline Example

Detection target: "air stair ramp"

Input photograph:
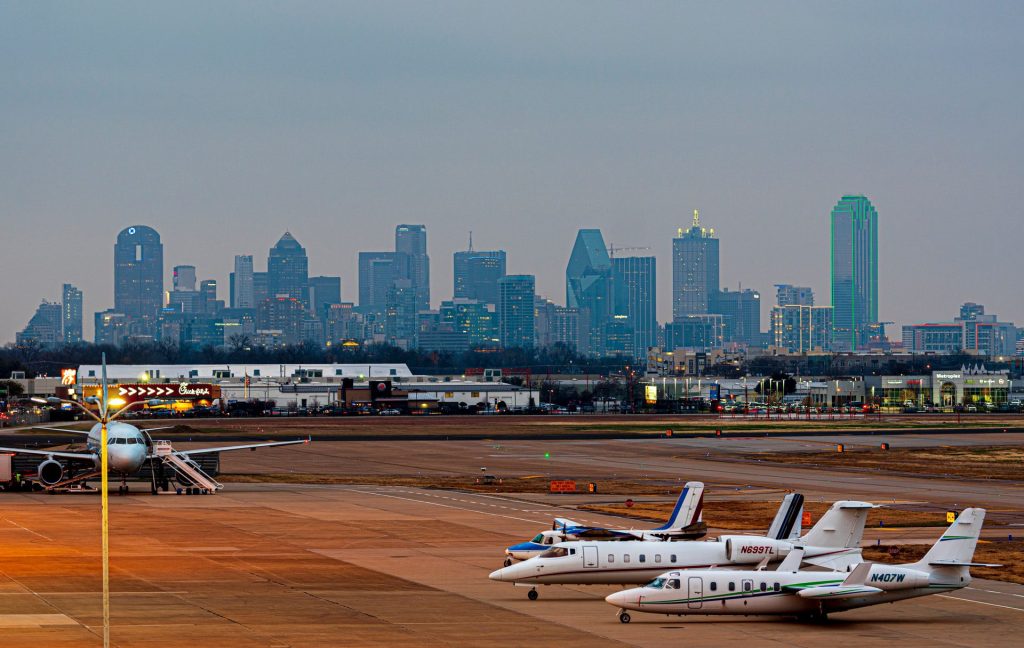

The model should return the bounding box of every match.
[152,440,222,493]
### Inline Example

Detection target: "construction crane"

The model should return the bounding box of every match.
[607,244,651,258]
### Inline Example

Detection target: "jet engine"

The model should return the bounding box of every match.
[722,536,792,563]
[38,459,65,486]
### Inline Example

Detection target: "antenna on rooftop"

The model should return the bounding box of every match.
[468,230,473,252]
[693,209,700,228]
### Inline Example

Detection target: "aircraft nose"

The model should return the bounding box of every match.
[606,590,638,609]
[489,568,508,582]
[108,444,143,473]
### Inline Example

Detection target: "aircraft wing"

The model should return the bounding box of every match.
[138,426,177,432]
[172,438,310,456]
[572,528,637,540]
[0,446,95,461]
[648,521,709,540]
[32,426,91,435]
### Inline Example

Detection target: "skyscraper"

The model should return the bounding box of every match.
[16,301,63,347]
[716,287,761,347]
[113,225,164,325]
[672,210,719,320]
[395,224,430,311]
[566,229,613,354]
[454,247,506,304]
[267,232,309,305]
[172,265,197,291]
[62,283,83,344]
[309,276,342,317]
[612,256,657,358]
[384,278,418,349]
[358,252,405,314]
[232,255,255,309]
[830,195,878,351]
[775,284,814,307]
[498,275,535,348]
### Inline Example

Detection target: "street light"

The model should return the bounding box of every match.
[32,358,159,648]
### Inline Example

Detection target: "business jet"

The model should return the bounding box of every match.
[606,508,994,623]
[503,481,708,565]
[490,498,869,599]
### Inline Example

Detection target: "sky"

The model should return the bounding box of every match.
[2,1,1023,343]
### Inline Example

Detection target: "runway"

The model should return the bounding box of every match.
[0,483,1021,647]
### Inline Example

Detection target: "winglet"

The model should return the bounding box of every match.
[841,562,873,586]
[775,547,805,572]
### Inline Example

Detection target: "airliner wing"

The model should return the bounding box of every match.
[173,438,310,456]
[32,427,91,435]
[0,446,94,461]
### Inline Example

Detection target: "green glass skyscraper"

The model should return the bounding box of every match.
[830,195,878,351]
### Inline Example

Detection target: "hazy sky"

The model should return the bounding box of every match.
[3,2,1023,343]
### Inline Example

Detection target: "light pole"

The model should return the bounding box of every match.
[32,365,159,648]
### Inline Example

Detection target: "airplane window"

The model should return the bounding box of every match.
[545,537,555,544]
[710,582,717,592]
[655,554,662,563]
[728,582,735,592]
[539,547,569,559]
[530,534,544,543]
[668,579,680,590]
[774,583,781,592]
[569,548,576,555]
[608,555,614,563]
[639,555,646,563]
[623,555,631,563]
[647,577,666,589]
[743,582,752,592]
[760,582,767,592]
[671,554,677,562]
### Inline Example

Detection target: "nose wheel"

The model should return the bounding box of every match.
[527,589,538,601]
[503,557,512,567]
[618,611,631,624]
[118,475,129,496]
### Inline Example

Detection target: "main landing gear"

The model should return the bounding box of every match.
[527,589,538,601]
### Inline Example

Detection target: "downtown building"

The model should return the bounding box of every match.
[97,225,165,341]
[498,275,535,348]
[902,303,1017,357]
[453,246,506,305]
[830,195,878,351]
[769,285,833,353]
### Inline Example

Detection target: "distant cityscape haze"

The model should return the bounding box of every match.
[3,2,1023,344]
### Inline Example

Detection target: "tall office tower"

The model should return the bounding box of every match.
[309,276,342,318]
[358,251,406,314]
[775,284,814,307]
[16,301,64,347]
[612,256,657,358]
[199,279,221,315]
[439,299,498,347]
[257,297,306,345]
[672,210,719,320]
[771,305,834,353]
[267,232,309,305]
[384,279,418,349]
[830,195,878,351]
[566,229,613,354]
[62,283,83,344]
[232,255,255,308]
[114,225,164,324]
[252,271,269,304]
[498,275,536,349]
[395,224,430,310]
[716,287,761,347]
[172,265,197,291]
[454,247,506,304]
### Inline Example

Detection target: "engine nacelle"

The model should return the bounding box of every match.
[38,459,65,486]
[722,536,792,563]
[864,566,930,590]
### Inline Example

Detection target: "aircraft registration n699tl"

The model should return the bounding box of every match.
[606,508,996,624]
[490,498,873,600]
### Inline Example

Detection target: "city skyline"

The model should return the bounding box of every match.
[4,3,1024,343]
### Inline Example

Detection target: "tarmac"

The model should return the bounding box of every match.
[0,431,1021,646]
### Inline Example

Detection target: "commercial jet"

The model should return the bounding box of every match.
[606,508,994,623]
[0,358,308,494]
[503,481,709,565]
[490,497,871,600]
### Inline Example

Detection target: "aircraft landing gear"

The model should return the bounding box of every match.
[527,589,538,601]
[619,611,631,624]
[503,557,512,567]
[118,475,129,496]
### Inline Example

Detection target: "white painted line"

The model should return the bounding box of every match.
[936,595,1024,613]
[349,489,548,525]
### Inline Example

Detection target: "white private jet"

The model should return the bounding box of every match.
[607,507,995,623]
[503,481,709,565]
[490,498,870,600]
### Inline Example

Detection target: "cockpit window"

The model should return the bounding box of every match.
[646,577,666,589]
[530,534,545,543]
[667,579,680,590]
[539,547,569,559]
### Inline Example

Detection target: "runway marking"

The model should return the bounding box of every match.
[967,587,1024,599]
[349,489,549,525]
[937,594,1024,612]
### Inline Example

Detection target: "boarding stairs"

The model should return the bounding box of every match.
[44,469,101,492]
[152,440,222,492]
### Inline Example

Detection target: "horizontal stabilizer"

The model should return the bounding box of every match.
[802,549,863,571]
[775,548,804,572]
[554,517,579,530]
[841,562,874,586]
